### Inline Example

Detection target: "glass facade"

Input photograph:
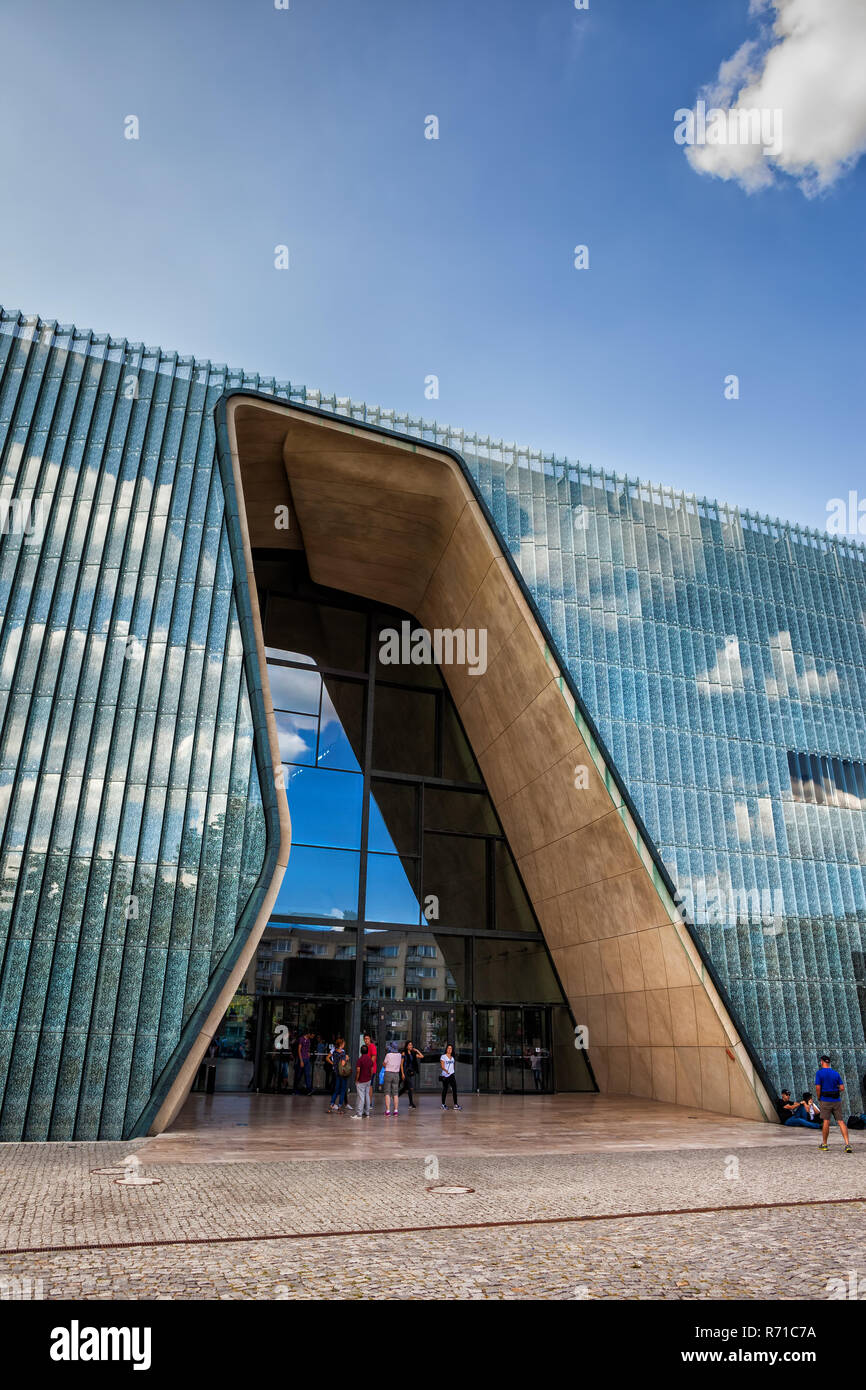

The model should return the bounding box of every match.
[466,459,866,1109]
[2,304,865,1132]
[0,313,270,1140]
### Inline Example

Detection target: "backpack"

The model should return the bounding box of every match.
[846,1114,865,1129]
[338,1056,352,1078]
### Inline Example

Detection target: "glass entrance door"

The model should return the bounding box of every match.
[373,1002,456,1091]
[477,1006,553,1093]
[256,997,351,1093]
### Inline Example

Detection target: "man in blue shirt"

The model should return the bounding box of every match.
[815,1054,853,1152]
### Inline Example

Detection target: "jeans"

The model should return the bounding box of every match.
[355,1081,371,1116]
[399,1075,416,1105]
[784,1116,821,1129]
[331,1075,348,1107]
[441,1075,458,1106]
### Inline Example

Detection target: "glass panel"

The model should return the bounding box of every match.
[494,842,538,933]
[477,1007,501,1092]
[266,595,368,671]
[318,678,364,773]
[415,1008,459,1090]
[423,832,486,929]
[787,749,802,801]
[372,685,436,775]
[368,779,419,855]
[524,1006,552,1092]
[284,765,363,851]
[363,928,406,999]
[381,1005,412,1053]
[474,937,562,1003]
[424,787,498,835]
[374,618,443,687]
[257,997,353,1093]
[809,753,826,805]
[196,991,256,1091]
[441,704,481,783]
[362,929,468,1002]
[275,711,317,765]
[364,853,421,925]
[265,924,356,996]
[274,845,360,920]
[267,663,321,715]
[551,1004,594,1091]
[503,1008,526,1092]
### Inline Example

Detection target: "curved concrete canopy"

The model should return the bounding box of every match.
[155,396,776,1131]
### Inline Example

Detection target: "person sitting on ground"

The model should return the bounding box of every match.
[775,1089,800,1123]
[780,1092,821,1128]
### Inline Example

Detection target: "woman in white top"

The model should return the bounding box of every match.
[440,1043,461,1110]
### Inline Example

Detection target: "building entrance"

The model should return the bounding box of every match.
[477,1006,553,1094]
[243,996,560,1096]
[255,996,352,1094]
[365,1001,470,1093]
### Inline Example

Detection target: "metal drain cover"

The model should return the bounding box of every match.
[426,1184,475,1194]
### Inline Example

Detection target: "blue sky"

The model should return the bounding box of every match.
[0,0,863,532]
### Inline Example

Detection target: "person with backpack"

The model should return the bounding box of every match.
[328,1037,351,1112]
[364,1032,378,1112]
[815,1053,853,1152]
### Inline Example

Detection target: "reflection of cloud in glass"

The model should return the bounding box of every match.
[696,636,748,694]
[275,711,316,764]
[267,663,321,714]
[764,631,840,703]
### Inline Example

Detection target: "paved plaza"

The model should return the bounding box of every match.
[0,1095,862,1300]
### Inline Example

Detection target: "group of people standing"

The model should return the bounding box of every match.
[325,1034,462,1116]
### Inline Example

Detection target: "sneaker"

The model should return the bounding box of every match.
[384,1110,391,1116]
[441,1104,447,1110]
[454,1105,462,1110]
[352,1114,362,1120]
[845,1145,853,1153]
[819,1143,829,1150]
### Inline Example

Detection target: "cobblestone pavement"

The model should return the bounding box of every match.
[0,1139,862,1299]
[0,1206,862,1301]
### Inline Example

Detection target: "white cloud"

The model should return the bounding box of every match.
[696,635,749,694]
[764,630,840,701]
[733,796,777,845]
[684,0,866,195]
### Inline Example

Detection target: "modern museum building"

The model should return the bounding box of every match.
[1,306,864,1140]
